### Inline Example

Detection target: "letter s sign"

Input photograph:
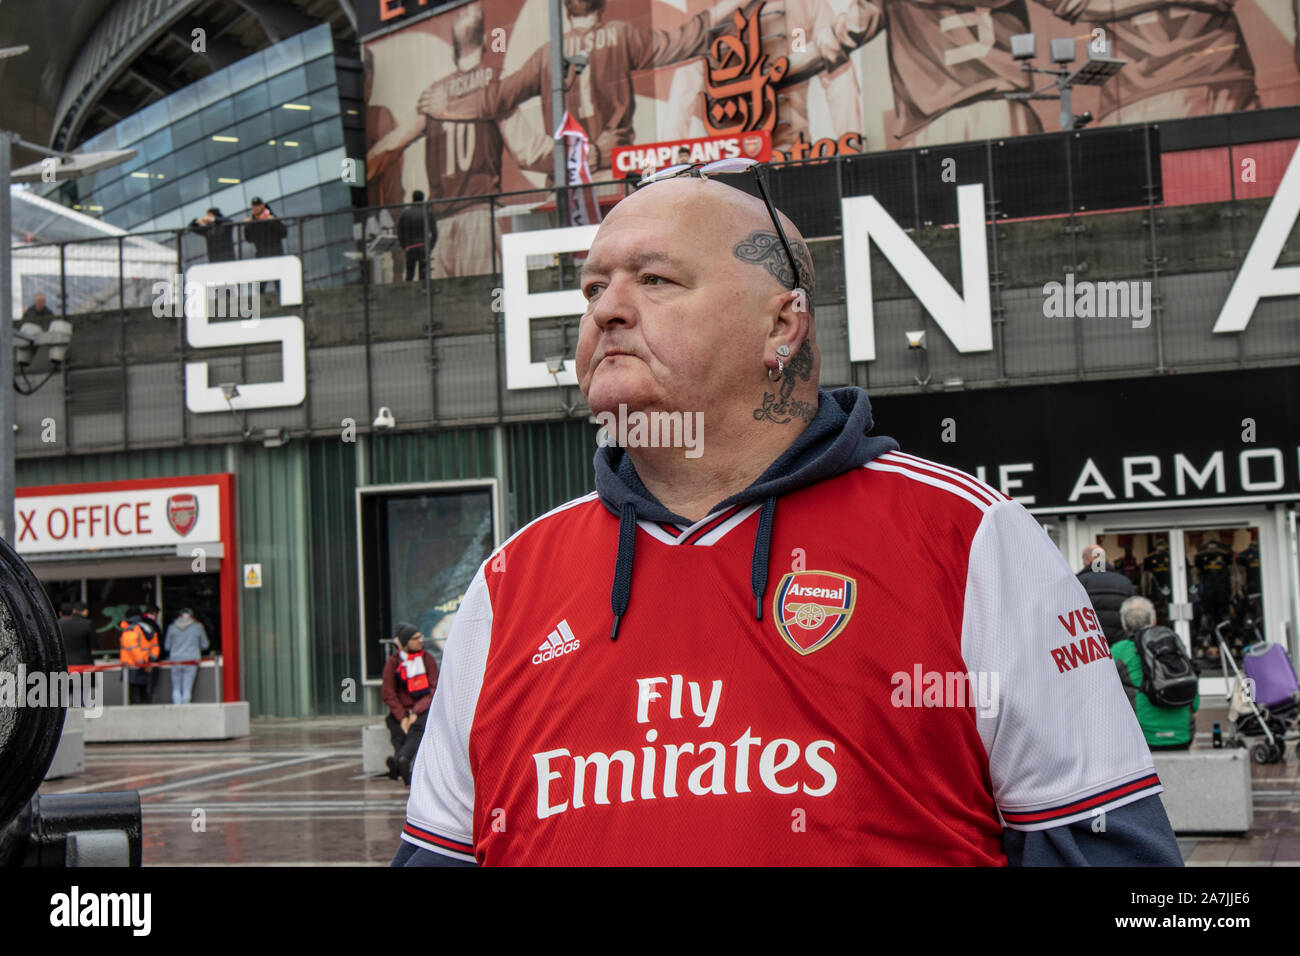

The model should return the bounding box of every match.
[184,256,307,413]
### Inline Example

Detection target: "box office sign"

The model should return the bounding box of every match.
[14,485,223,554]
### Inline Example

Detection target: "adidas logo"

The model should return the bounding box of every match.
[532,619,581,665]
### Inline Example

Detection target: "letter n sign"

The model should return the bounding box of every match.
[840,184,993,361]
[501,225,598,390]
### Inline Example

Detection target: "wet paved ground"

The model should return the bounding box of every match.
[38,716,408,866]
[34,706,1300,865]
[1179,704,1300,867]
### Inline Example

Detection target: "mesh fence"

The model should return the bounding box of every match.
[11,126,1300,455]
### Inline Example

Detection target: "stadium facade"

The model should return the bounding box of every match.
[6,0,1300,717]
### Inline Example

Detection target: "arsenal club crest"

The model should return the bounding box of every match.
[741,134,763,158]
[772,571,856,655]
[166,493,198,536]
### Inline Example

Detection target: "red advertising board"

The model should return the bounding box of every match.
[611,130,772,176]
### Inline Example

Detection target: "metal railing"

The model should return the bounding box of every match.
[9,121,1300,456]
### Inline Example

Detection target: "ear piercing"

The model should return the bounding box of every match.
[768,345,791,381]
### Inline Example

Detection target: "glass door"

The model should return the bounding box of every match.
[1184,526,1262,665]
[1090,521,1267,667]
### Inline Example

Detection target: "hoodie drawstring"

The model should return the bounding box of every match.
[751,496,778,621]
[609,496,780,639]
[610,501,638,640]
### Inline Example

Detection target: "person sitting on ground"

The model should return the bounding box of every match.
[1114,595,1199,750]
[381,623,439,784]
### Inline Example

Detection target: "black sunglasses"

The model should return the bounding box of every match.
[636,158,805,292]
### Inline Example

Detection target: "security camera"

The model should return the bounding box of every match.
[1010,33,1036,62]
[13,322,41,367]
[261,427,289,448]
[905,331,926,351]
[43,319,73,365]
[373,406,396,430]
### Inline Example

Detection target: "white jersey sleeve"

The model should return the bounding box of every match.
[961,500,1161,831]
[401,565,493,862]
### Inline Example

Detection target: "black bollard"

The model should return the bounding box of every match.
[5,791,143,866]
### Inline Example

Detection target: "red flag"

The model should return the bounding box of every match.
[554,111,602,227]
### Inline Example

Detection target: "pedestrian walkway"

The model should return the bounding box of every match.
[1177,703,1300,866]
[38,716,407,866]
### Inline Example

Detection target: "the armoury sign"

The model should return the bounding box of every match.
[13,484,222,554]
[501,142,1300,390]
[868,366,1300,514]
[364,0,1300,271]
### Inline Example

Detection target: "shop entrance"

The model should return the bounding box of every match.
[1089,526,1262,665]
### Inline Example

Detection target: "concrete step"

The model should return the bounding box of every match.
[1153,749,1253,833]
[82,702,250,742]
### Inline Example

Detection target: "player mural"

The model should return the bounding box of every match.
[363,0,1300,273]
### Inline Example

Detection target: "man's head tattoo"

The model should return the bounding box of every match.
[733,230,815,300]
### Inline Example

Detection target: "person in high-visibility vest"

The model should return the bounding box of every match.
[119,604,161,705]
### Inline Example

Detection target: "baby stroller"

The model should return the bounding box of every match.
[1216,620,1300,764]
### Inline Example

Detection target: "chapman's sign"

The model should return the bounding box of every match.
[611,131,772,176]
[501,142,1300,391]
[14,483,223,554]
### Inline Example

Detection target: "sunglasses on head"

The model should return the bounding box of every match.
[636,158,805,293]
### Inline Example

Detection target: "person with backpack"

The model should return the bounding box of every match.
[1114,596,1199,750]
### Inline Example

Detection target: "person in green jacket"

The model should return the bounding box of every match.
[1113,596,1198,749]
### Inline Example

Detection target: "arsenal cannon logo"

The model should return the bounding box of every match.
[166,493,199,536]
[771,571,856,655]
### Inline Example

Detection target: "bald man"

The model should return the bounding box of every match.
[395,173,1180,866]
[1077,544,1136,647]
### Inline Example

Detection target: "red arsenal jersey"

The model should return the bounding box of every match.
[423,65,507,214]
[403,451,1160,865]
